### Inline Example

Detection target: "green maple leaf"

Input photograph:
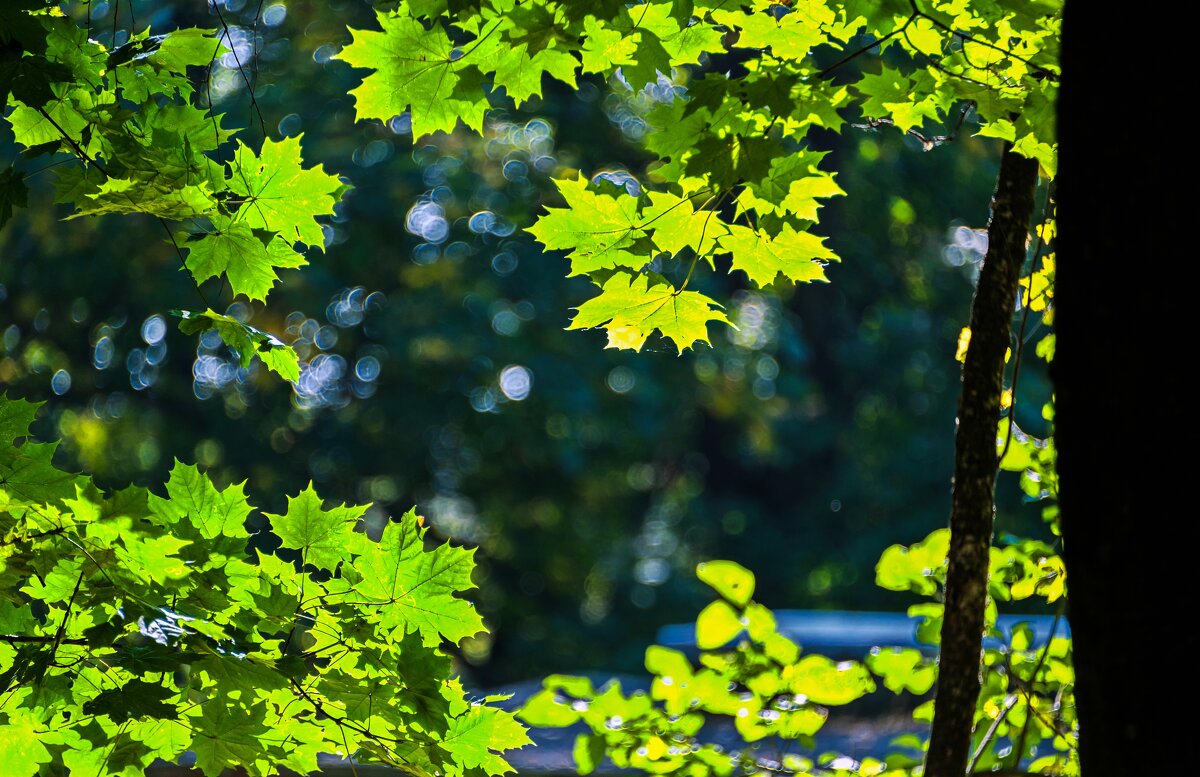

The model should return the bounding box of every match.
[392,630,454,723]
[269,720,326,776]
[622,33,672,90]
[688,129,773,190]
[739,68,801,116]
[905,17,944,55]
[320,673,403,727]
[855,70,947,133]
[21,556,84,603]
[265,484,366,571]
[719,223,836,287]
[125,719,192,766]
[713,8,825,60]
[0,438,84,517]
[0,394,39,443]
[338,11,490,138]
[227,136,342,249]
[568,249,650,276]
[643,190,727,258]
[193,654,288,698]
[174,308,300,382]
[599,4,715,84]
[81,680,178,723]
[62,733,157,777]
[643,100,708,175]
[740,151,844,220]
[854,70,914,118]
[579,15,637,74]
[656,11,724,63]
[42,17,106,87]
[0,600,37,633]
[117,534,192,584]
[70,179,217,221]
[493,42,578,105]
[527,176,645,272]
[518,689,580,727]
[568,273,730,352]
[0,711,55,775]
[181,217,305,302]
[149,460,251,540]
[112,28,227,103]
[142,27,224,73]
[350,510,485,646]
[885,96,944,133]
[441,704,531,775]
[695,599,742,649]
[190,702,274,777]
[6,88,91,149]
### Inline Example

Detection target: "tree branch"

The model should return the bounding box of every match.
[0,526,67,547]
[210,0,268,137]
[819,18,915,79]
[966,693,1018,772]
[36,108,108,176]
[851,100,976,151]
[923,143,1039,777]
[0,635,88,645]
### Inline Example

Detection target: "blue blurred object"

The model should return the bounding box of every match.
[656,609,1069,657]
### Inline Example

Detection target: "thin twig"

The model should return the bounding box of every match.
[48,570,87,664]
[819,19,915,79]
[159,217,211,308]
[36,109,108,175]
[903,27,994,89]
[210,0,268,137]
[966,693,1018,772]
[998,186,1054,465]
[1009,609,1065,768]
[288,677,406,751]
[251,0,266,107]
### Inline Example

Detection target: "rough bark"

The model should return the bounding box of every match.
[923,145,1038,777]
[1054,3,1190,773]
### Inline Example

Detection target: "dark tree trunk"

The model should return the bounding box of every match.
[1055,3,1190,774]
[924,145,1038,777]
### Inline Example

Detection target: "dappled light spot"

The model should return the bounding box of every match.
[499,364,532,401]
[51,369,71,395]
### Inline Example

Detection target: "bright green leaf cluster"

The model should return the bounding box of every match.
[519,561,876,776]
[2,9,344,377]
[0,394,529,777]
[520,527,1076,776]
[173,309,301,382]
[343,0,1058,351]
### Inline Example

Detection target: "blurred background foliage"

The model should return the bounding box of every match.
[0,0,1053,686]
